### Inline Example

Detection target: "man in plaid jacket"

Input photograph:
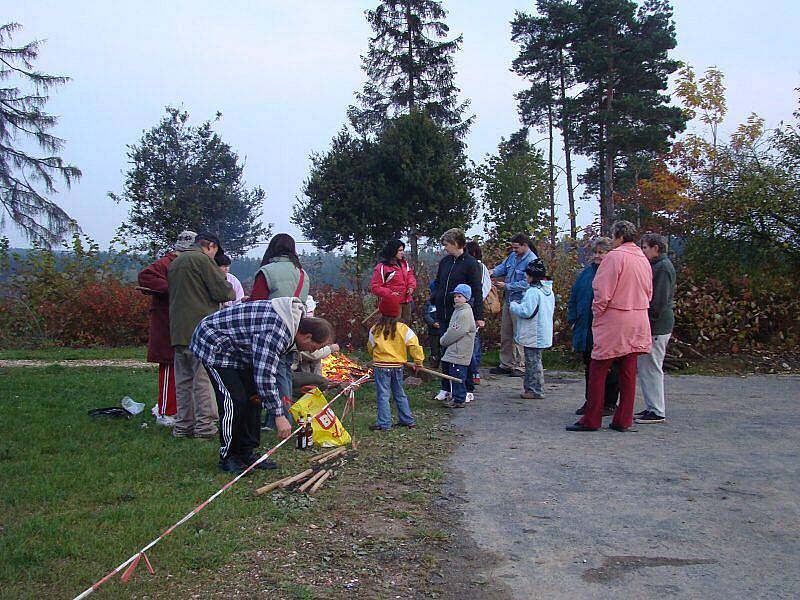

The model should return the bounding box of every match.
[190,297,334,473]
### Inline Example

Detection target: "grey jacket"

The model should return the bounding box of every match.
[440,303,476,366]
[649,255,676,335]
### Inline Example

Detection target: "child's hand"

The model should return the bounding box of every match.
[432,322,440,329]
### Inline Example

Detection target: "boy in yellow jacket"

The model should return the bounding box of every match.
[367,295,425,431]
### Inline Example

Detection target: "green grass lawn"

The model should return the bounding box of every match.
[0,346,147,361]
[0,365,449,599]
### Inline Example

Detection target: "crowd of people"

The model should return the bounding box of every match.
[138,220,676,474]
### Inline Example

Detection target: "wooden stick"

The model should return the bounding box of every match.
[308,470,332,494]
[403,362,462,383]
[276,468,314,489]
[255,473,299,496]
[297,469,327,493]
[312,447,346,465]
[310,447,345,464]
[135,286,157,295]
[361,308,379,325]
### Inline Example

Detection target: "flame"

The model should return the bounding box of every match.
[321,353,372,383]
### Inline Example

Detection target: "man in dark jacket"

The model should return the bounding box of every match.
[431,229,484,401]
[137,230,196,426]
[635,233,676,424]
[168,231,234,439]
[567,237,620,416]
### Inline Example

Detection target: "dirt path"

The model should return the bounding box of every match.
[0,359,153,368]
[445,371,800,599]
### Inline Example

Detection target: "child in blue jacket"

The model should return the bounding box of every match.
[510,259,555,399]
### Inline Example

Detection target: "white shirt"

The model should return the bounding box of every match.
[479,261,491,300]
[223,272,245,306]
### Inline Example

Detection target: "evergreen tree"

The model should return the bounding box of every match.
[570,0,686,232]
[476,130,549,243]
[348,0,473,138]
[0,23,81,246]
[111,107,269,257]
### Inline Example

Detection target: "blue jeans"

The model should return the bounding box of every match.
[442,361,468,404]
[466,332,482,391]
[373,367,415,429]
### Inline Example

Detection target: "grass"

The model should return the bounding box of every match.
[0,346,146,361]
[0,364,457,599]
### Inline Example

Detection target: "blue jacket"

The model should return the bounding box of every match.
[510,281,555,349]
[566,264,597,353]
[492,249,537,303]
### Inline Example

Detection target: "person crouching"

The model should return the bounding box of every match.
[367,295,424,431]
[510,259,556,399]
[439,284,477,409]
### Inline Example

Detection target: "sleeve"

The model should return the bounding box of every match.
[370,264,392,299]
[491,256,508,278]
[504,257,531,294]
[649,265,668,321]
[567,277,580,326]
[248,272,270,301]
[138,259,169,295]
[201,257,234,303]
[301,345,334,362]
[230,275,245,303]
[469,261,484,321]
[252,331,288,417]
[592,254,622,318]
[510,290,537,319]
[404,327,425,365]
[440,313,468,347]
[406,264,417,294]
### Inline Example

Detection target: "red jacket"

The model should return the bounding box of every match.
[370,260,417,304]
[138,252,177,364]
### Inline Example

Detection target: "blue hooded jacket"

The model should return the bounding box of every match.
[566,264,598,353]
[509,281,555,349]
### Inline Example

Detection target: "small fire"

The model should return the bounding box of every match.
[321,353,372,383]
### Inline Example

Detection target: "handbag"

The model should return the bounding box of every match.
[484,285,502,315]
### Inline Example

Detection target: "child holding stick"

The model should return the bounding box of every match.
[367,296,425,431]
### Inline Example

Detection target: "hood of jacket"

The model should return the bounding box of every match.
[271,296,305,339]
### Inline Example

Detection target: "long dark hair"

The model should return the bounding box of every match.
[380,239,405,266]
[374,314,399,340]
[261,233,302,269]
[465,240,482,261]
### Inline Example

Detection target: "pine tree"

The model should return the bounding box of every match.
[348,0,473,138]
[111,107,269,257]
[0,23,81,246]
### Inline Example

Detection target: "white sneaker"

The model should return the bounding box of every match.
[155,414,177,427]
[434,390,450,401]
[465,392,474,404]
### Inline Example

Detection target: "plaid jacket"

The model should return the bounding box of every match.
[190,300,292,416]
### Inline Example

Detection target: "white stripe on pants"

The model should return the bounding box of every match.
[206,366,234,460]
[637,333,671,417]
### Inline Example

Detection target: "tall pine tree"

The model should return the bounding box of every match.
[348,0,473,138]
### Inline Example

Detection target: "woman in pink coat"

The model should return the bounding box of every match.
[567,221,653,432]
[370,240,417,324]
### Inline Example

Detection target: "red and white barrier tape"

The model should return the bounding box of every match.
[73,373,371,600]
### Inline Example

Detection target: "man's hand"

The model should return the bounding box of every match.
[330,343,341,353]
[432,322,441,329]
[495,281,505,289]
[275,416,292,439]
[391,291,402,297]
[476,320,485,328]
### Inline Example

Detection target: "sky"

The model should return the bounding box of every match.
[5,0,800,257]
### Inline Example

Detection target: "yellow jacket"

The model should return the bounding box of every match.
[368,322,425,368]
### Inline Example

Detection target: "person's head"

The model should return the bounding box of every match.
[215,252,231,274]
[174,230,196,252]
[295,317,335,352]
[195,231,223,259]
[381,240,406,264]
[451,283,472,305]
[261,233,302,269]
[465,240,482,262]
[610,220,637,248]
[440,228,466,256]
[510,233,531,256]
[376,295,401,338]
[640,232,667,261]
[524,258,547,285]
[590,237,613,265]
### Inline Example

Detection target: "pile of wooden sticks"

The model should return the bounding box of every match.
[254,447,349,497]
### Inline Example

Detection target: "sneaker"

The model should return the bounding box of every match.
[240,452,278,470]
[443,401,466,409]
[155,414,176,427]
[434,390,450,402]
[465,392,474,403]
[520,392,544,399]
[634,409,648,417]
[489,366,513,375]
[510,370,525,378]
[635,411,666,424]
[369,424,392,431]
[219,456,248,474]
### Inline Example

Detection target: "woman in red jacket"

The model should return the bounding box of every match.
[370,240,417,324]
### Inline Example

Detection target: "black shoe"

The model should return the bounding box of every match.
[634,411,665,424]
[575,403,587,415]
[609,423,637,432]
[565,422,599,432]
[489,366,513,375]
[369,424,391,431]
[219,456,248,474]
[602,406,615,417]
[395,422,416,429]
[510,370,525,378]
[634,409,648,417]
[240,452,278,470]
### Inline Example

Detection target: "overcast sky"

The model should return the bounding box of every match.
[5,1,799,256]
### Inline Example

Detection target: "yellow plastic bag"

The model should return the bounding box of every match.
[289,388,351,447]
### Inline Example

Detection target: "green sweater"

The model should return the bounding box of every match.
[168,247,234,346]
[649,254,676,335]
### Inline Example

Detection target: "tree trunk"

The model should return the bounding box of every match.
[598,91,606,234]
[355,238,363,293]
[546,80,556,257]
[558,49,576,240]
[408,227,419,265]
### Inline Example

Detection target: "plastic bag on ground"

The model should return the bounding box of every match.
[289,388,351,447]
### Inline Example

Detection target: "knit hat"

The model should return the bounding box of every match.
[451,283,472,301]
[174,230,196,252]
[378,295,401,318]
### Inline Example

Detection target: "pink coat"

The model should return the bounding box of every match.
[591,242,653,360]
